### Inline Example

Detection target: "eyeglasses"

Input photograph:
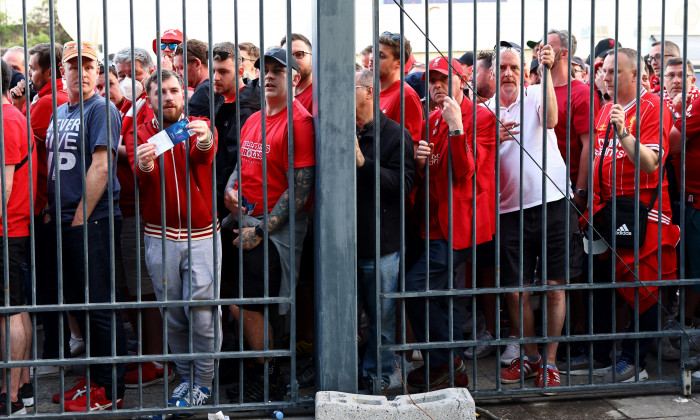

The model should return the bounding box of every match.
[161,42,179,51]
[355,85,371,89]
[64,41,95,50]
[240,56,256,62]
[648,53,674,63]
[664,72,690,80]
[496,45,522,55]
[292,51,312,60]
[380,31,401,41]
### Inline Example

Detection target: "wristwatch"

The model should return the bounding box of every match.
[254,224,265,238]
[618,127,631,140]
[448,128,464,136]
[572,187,587,198]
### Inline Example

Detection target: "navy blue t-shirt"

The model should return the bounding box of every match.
[46,94,122,223]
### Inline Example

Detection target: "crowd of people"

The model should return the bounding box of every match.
[0,26,696,414]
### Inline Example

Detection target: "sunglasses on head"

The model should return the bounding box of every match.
[213,50,235,61]
[65,41,95,50]
[161,42,179,51]
[381,31,401,41]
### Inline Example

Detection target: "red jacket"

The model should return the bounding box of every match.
[130,116,218,240]
[417,96,489,250]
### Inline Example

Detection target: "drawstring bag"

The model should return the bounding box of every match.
[597,120,661,249]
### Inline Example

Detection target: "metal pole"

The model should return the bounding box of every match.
[313,0,357,392]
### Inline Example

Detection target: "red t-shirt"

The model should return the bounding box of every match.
[295,83,313,114]
[475,104,497,236]
[593,91,672,216]
[237,100,315,216]
[30,78,69,215]
[380,80,423,143]
[675,94,700,197]
[2,104,37,237]
[554,79,599,185]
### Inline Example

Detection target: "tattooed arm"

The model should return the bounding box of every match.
[234,165,315,250]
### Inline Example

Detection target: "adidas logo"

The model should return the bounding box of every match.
[616,224,632,236]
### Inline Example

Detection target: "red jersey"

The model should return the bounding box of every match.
[675,94,700,197]
[295,83,313,114]
[593,91,672,216]
[593,91,678,312]
[380,80,423,144]
[30,78,68,215]
[119,92,154,217]
[2,104,37,237]
[237,100,315,216]
[474,104,497,236]
[554,79,599,185]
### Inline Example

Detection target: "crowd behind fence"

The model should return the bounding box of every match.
[0,0,695,417]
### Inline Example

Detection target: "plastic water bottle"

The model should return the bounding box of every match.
[271,410,284,419]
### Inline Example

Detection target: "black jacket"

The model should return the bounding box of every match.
[214,79,261,215]
[188,78,224,119]
[356,113,415,259]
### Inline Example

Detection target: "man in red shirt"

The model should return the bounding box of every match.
[281,34,313,114]
[648,40,680,93]
[0,59,36,415]
[96,64,126,111]
[406,57,486,391]
[374,31,423,152]
[135,69,218,407]
[223,48,315,402]
[589,48,678,383]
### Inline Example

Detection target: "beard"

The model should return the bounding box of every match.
[161,103,184,125]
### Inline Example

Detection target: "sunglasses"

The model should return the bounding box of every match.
[213,50,239,62]
[380,31,401,41]
[292,50,312,60]
[64,41,95,50]
[161,42,179,51]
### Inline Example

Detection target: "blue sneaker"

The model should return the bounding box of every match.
[168,379,190,407]
[602,360,648,383]
[174,385,210,407]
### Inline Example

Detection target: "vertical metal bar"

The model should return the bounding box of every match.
[258,0,271,402]
[313,0,357,392]
[516,0,525,388]
[540,0,550,384]
[371,0,381,393]
[398,0,408,393]
[155,0,169,408]
[0,5,10,413]
[284,0,298,403]
[20,1,38,414]
[494,0,502,393]
[446,0,455,388]
[563,0,574,385]
[587,0,596,386]
[100,0,119,409]
[611,0,619,383]
[47,0,67,411]
[422,0,431,391]
[470,0,479,392]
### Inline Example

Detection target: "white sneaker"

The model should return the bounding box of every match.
[69,334,85,357]
[464,330,495,359]
[30,361,72,379]
[411,350,423,362]
[500,336,520,366]
[692,370,700,379]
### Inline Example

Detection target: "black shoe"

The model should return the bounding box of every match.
[230,359,287,403]
[19,383,33,407]
[0,393,27,415]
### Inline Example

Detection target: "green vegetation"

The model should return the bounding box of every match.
[0,0,70,49]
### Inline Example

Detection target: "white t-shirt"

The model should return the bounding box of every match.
[487,85,568,214]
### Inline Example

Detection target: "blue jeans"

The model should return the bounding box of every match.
[405,240,469,366]
[49,218,127,400]
[357,252,399,384]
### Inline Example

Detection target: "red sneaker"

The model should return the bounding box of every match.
[535,366,561,394]
[52,378,99,404]
[125,362,173,388]
[500,356,541,384]
[65,387,123,412]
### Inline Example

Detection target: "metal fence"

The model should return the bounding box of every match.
[0,0,696,417]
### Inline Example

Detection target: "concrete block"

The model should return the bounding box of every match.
[315,388,475,420]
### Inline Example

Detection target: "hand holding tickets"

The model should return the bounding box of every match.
[137,118,211,170]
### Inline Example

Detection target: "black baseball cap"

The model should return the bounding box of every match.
[530,57,539,72]
[594,38,620,59]
[254,47,299,73]
[526,39,542,49]
[500,41,521,50]
[457,51,474,67]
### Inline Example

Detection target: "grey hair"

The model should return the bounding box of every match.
[356,69,373,87]
[548,29,577,56]
[113,47,153,70]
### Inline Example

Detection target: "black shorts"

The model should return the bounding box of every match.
[499,198,582,287]
[234,238,282,314]
[0,236,28,307]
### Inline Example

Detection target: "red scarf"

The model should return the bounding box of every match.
[663,84,700,119]
[650,74,660,93]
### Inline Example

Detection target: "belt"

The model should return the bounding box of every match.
[687,194,700,210]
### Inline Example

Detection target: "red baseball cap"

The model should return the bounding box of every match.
[152,29,184,54]
[421,57,464,80]
[404,53,416,73]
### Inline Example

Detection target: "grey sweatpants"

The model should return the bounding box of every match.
[144,233,222,388]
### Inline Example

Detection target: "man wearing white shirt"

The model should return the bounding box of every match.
[486,43,580,390]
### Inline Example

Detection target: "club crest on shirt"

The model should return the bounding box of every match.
[429,153,440,166]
